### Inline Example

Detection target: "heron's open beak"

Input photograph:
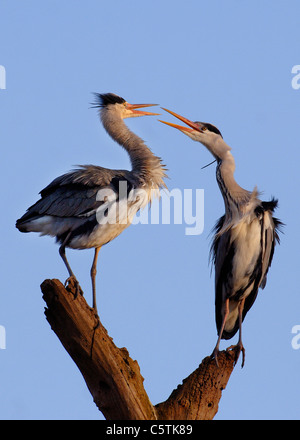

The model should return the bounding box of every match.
[126,102,160,116]
[159,108,204,133]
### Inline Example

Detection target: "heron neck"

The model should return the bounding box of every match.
[101,112,166,189]
[216,151,252,214]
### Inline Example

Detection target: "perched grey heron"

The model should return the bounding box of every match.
[16,93,167,316]
[160,108,281,367]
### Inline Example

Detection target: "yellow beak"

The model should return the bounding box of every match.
[159,108,204,132]
[125,102,160,116]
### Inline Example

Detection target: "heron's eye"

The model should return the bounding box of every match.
[202,126,207,131]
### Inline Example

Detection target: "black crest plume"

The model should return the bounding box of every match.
[203,122,223,138]
[91,93,126,109]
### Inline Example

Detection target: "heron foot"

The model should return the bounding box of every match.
[226,343,246,368]
[210,347,220,367]
[65,276,83,298]
[93,311,100,330]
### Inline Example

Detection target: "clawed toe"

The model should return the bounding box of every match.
[65,276,83,298]
[235,344,246,368]
[211,343,246,368]
[211,347,220,367]
[93,312,100,330]
[226,343,245,368]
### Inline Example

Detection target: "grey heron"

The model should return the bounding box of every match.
[159,108,281,367]
[16,93,167,316]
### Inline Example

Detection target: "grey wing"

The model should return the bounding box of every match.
[28,186,101,219]
[40,165,118,196]
[17,165,133,223]
[259,211,281,289]
[210,216,235,334]
[210,215,234,292]
[257,199,282,289]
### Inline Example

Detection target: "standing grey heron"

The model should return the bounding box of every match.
[16,93,167,316]
[159,108,281,367]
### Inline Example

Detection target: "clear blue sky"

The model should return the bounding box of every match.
[1,0,300,420]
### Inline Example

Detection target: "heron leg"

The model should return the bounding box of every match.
[59,235,83,298]
[235,298,246,367]
[89,247,101,359]
[211,298,229,367]
[90,247,101,317]
[227,298,246,367]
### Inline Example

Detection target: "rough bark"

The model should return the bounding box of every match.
[41,278,237,420]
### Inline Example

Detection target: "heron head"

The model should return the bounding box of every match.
[92,93,160,119]
[159,108,230,159]
[159,108,222,140]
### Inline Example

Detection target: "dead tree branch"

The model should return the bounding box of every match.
[41,278,236,420]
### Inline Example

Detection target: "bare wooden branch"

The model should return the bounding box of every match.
[41,278,236,420]
[41,278,156,420]
[155,351,236,420]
